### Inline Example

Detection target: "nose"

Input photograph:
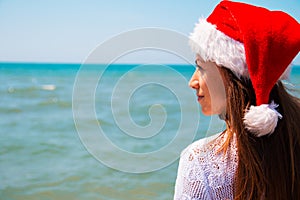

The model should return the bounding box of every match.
[189,72,199,89]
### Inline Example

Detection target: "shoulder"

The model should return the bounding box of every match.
[182,131,237,170]
[177,132,225,183]
[174,133,233,199]
[181,133,221,158]
[178,131,237,187]
[173,133,222,200]
[180,133,223,166]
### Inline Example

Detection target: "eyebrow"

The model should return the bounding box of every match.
[195,60,203,66]
[197,56,206,63]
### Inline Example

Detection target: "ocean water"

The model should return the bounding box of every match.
[1,63,299,200]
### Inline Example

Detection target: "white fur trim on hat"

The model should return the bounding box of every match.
[243,102,283,137]
[189,18,248,77]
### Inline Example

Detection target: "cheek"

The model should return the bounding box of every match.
[199,80,214,115]
[205,76,227,114]
[212,86,227,114]
[199,78,208,91]
[212,84,226,101]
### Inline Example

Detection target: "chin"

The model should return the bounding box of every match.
[201,108,224,116]
[201,109,213,116]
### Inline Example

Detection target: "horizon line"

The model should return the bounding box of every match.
[1,61,300,67]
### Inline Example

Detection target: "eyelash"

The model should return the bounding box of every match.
[195,61,204,71]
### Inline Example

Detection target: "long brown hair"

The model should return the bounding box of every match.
[219,67,300,200]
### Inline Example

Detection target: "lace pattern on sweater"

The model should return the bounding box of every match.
[174,132,238,200]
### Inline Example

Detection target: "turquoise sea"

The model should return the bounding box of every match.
[1,63,300,200]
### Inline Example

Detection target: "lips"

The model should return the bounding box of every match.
[197,95,204,101]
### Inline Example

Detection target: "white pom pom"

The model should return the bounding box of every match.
[243,102,282,137]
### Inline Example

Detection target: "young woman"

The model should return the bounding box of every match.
[174,1,300,200]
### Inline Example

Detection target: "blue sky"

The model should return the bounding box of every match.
[0,0,299,64]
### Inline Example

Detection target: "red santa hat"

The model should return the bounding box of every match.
[189,0,300,137]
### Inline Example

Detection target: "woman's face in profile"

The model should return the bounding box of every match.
[189,54,227,116]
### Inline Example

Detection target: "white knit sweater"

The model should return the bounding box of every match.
[173,132,238,200]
